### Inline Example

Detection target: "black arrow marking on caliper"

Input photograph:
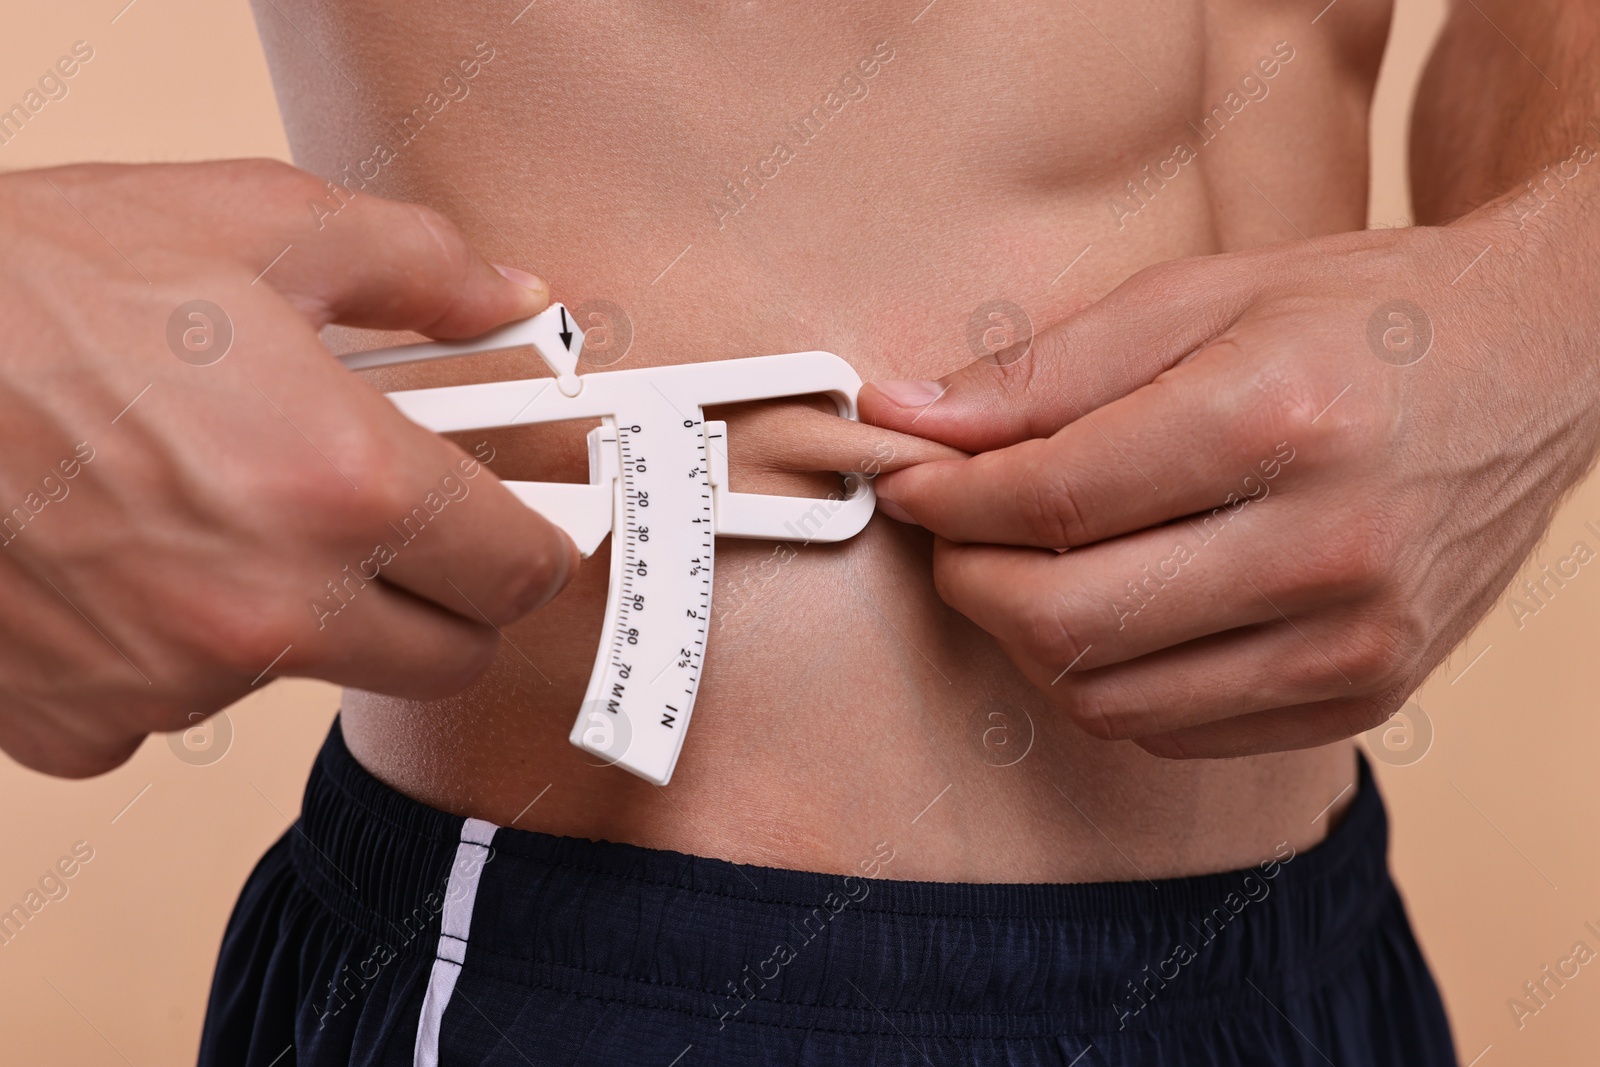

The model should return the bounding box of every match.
[559,307,573,349]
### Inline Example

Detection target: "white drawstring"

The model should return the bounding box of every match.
[412,817,497,1067]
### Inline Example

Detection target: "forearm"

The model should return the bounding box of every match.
[1411,0,1600,225]
[1410,0,1600,461]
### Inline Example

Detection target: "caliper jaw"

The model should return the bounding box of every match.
[502,426,619,558]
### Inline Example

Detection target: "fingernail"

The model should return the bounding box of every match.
[538,531,580,608]
[877,497,917,524]
[874,380,945,408]
[558,531,580,585]
[494,264,550,304]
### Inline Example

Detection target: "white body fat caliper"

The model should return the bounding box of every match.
[339,304,874,786]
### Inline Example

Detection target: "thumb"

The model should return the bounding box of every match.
[265,187,549,338]
[860,257,1258,452]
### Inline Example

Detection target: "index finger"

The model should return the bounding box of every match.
[860,255,1261,453]
[873,340,1299,549]
[53,160,551,339]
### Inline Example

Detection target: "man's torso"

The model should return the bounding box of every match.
[255,0,1390,880]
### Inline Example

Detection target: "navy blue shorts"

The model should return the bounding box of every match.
[199,721,1455,1066]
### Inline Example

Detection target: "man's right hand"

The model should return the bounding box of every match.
[0,160,579,777]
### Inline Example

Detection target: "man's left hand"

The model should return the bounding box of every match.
[861,220,1600,758]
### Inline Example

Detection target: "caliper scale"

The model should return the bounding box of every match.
[340,304,874,785]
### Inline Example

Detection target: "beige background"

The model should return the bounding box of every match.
[1,1,1596,1063]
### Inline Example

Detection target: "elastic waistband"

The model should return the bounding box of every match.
[293,720,1394,1037]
